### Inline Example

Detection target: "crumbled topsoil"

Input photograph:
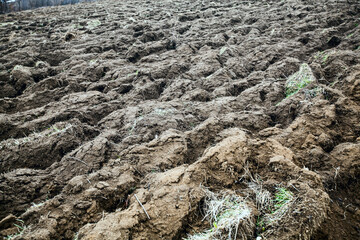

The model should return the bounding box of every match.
[0,0,359,239]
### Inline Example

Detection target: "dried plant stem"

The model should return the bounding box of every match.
[134,194,150,220]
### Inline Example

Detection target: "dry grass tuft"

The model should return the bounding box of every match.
[185,189,254,240]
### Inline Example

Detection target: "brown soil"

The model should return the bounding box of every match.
[0,0,359,239]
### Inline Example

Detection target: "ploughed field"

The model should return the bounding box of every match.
[0,0,360,239]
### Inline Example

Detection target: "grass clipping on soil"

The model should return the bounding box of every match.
[185,189,254,240]
[285,63,316,97]
[263,187,294,227]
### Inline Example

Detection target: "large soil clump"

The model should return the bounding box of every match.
[0,0,359,239]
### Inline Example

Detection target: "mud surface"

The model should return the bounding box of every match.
[0,0,360,239]
[1,0,97,14]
